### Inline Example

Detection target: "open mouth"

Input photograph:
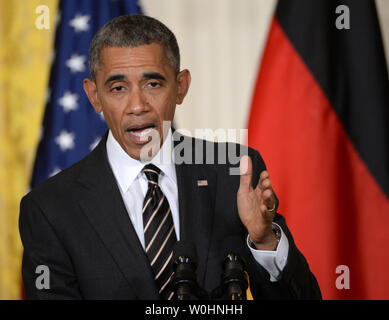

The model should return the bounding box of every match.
[126,123,158,144]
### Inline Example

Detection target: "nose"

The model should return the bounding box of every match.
[126,87,148,115]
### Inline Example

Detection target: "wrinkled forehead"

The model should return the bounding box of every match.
[95,44,175,84]
[99,44,171,72]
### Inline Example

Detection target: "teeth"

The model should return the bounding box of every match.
[130,127,156,141]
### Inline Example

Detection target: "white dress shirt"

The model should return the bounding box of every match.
[106,129,289,282]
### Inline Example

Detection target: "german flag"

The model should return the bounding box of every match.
[248,0,389,299]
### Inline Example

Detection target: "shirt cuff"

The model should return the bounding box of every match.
[246,223,289,282]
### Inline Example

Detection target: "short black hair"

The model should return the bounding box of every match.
[89,14,180,81]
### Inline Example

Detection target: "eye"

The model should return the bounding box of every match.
[111,85,125,92]
[147,81,161,88]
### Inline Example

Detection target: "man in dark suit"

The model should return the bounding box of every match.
[19,14,321,299]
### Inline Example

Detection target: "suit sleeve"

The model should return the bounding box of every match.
[19,194,82,299]
[246,149,322,300]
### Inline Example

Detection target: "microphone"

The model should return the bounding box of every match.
[171,241,208,300]
[218,235,249,300]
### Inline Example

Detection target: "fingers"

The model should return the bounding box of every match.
[239,155,252,193]
[239,158,276,214]
[262,189,274,211]
[258,170,269,190]
[256,170,276,212]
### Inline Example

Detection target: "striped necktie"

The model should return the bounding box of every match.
[142,164,177,300]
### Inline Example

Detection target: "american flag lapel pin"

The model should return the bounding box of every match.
[197,179,208,187]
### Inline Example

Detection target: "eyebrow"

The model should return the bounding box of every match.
[104,74,126,86]
[142,72,166,82]
[103,72,167,87]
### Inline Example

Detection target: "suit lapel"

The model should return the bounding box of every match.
[77,133,159,299]
[76,131,218,297]
[174,134,217,286]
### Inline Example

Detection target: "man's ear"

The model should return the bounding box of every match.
[176,69,191,105]
[83,78,102,113]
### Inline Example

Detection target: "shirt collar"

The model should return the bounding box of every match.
[106,128,177,193]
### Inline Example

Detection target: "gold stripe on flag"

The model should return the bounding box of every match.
[0,0,58,300]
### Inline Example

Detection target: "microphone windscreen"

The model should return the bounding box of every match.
[172,241,198,266]
[220,235,248,262]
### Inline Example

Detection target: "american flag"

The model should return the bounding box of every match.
[30,0,142,187]
[197,180,208,187]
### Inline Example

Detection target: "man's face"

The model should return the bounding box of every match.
[83,43,191,160]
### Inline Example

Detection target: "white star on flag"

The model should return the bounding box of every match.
[66,54,86,73]
[58,91,78,112]
[69,14,90,32]
[55,130,75,152]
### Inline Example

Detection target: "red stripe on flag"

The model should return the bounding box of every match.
[248,18,389,299]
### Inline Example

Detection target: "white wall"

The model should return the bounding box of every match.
[377,0,389,64]
[141,0,389,141]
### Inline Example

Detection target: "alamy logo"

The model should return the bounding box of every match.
[35,265,50,290]
[138,121,248,176]
[335,265,350,290]
[35,5,50,30]
[335,5,350,30]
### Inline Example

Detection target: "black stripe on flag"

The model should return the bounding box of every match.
[276,0,389,198]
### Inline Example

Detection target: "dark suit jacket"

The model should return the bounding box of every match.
[19,132,321,299]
